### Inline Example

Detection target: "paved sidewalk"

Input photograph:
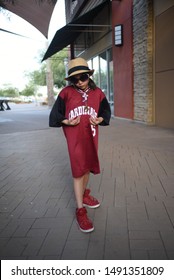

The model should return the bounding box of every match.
[0,105,174,259]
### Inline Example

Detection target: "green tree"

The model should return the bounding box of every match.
[50,50,67,88]
[26,49,68,89]
[26,65,46,87]
[0,87,19,97]
[20,85,35,97]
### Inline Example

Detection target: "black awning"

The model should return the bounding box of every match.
[42,0,109,61]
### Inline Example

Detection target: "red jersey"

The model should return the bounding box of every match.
[49,85,111,178]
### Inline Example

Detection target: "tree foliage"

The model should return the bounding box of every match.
[50,49,68,88]
[26,49,68,89]
[20,85,35,97]
[26,65,46,87]
[0,87,19,97]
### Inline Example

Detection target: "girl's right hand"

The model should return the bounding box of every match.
[62,116,81,126]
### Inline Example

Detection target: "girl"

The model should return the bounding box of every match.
[49,57,111,233]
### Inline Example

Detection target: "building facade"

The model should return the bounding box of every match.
[63,0,174,129]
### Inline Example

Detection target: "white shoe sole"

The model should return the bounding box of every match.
[76,221,94,233]
[83,203,100,209]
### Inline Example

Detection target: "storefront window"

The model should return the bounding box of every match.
[108,48,114,114]
[88,48,114,114]
[87,60,92,72]
[92,56,100,86]
[99,52,108,98]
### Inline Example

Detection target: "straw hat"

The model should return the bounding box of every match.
[65,57,94,80]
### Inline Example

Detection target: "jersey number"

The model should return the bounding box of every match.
[91,125,96,137]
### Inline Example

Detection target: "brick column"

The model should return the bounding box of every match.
[133,0,153,123]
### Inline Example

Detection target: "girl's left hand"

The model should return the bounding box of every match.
[89,117,103,126]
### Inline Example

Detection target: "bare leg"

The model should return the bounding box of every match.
[83,172,90,192]
[73,176,85,209]
[74,173,94,232]
[73,172,90,208]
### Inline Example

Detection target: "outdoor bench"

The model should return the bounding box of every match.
[0,99,11,111]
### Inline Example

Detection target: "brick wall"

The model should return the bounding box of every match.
[133,0,153,123]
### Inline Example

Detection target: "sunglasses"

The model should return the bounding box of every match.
[70,73,89,84]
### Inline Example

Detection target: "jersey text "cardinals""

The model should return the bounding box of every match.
[68,105,97,120]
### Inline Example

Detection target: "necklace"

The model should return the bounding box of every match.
[75,87,91,112]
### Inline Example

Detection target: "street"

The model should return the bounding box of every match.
[0,103,49,134]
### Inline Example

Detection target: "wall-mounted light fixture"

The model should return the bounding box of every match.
[114,24,123,46]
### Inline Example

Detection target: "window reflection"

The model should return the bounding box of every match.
[99,52,107,98]
[88,48,114,114]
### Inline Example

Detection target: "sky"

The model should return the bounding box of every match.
[0,0,65,90]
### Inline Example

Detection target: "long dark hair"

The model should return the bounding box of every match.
[88,77,97,90]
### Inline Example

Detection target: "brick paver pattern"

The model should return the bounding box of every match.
[0,105,174,259]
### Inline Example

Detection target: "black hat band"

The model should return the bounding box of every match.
[68,65,90,75]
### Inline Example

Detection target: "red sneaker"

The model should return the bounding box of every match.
[83,189,100,209]
[76,207,94,233]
